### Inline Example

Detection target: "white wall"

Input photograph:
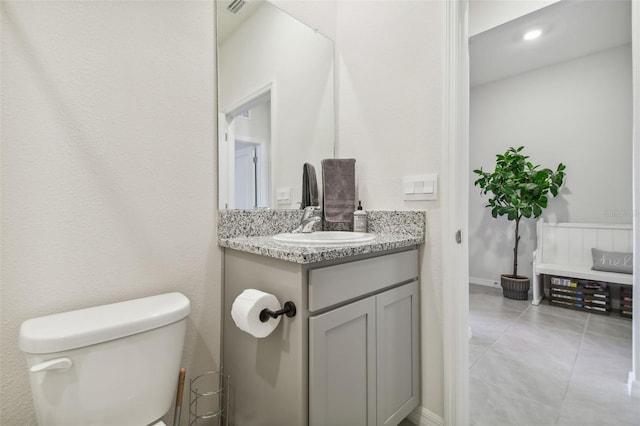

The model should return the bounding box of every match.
[469,0,561,36]
[335,0,446,418]
[469,45,633,284]
[275,0,338,42]
[234,101,270,142]
[0,2,220,425]
[278,0,447,418]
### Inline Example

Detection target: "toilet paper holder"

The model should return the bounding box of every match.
[259,301,296,323]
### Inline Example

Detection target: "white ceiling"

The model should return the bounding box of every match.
[217,0,263,43]
[470,0,631,88]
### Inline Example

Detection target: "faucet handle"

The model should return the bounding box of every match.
[291,206,322,233]
[301,205,321,219]
[298,215,321,233]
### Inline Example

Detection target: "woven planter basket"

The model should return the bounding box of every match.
[500,275,530,300]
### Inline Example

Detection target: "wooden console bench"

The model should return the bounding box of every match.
[532,219,633,306]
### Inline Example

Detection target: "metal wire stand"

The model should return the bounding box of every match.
[189,371,229,426]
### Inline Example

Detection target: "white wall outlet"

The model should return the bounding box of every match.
[276,187,291,205]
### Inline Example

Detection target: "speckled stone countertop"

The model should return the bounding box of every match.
[218,210,425,264]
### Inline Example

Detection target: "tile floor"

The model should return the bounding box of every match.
[469,284,639,426]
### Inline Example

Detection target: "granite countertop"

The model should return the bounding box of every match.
[218,209,426,264]
[218,232,423,264]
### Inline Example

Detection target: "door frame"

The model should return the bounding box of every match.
[630,0,640,400]
[442,0,470,424]
[219,82,276,209]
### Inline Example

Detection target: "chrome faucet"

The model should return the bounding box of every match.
[292,206,321,233]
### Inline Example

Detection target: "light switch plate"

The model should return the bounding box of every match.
[403,174,438,201]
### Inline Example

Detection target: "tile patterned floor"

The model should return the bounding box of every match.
[469,284,639,426]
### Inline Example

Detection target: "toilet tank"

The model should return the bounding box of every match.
[19,292,190,426]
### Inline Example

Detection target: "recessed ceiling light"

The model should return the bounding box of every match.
[523,29,543,41]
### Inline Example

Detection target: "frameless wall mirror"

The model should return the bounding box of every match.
[217,0,335,209]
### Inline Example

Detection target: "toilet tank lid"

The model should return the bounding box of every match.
[19,292,190,354]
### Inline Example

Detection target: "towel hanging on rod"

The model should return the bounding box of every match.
[321,158,356,224]
[301,163,319,209]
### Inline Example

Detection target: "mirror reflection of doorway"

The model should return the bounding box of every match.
[234,142,257,208]
[220,92,271,209]
[234,139,269,209]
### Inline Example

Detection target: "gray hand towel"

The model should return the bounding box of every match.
[321,158,356,223]
[301,163,319,209]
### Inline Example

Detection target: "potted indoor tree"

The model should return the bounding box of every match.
[473,146,566,300]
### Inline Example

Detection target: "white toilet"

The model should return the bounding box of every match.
[19,292,191,426]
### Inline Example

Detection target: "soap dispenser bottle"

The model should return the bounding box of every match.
[353,201,368,232]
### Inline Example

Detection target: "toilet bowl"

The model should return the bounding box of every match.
[19,292,190,426]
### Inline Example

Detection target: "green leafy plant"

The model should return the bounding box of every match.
[473,146,566,278]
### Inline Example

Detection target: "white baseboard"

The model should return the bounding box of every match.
[531,295,543,306]
[628,372,640,398]
[469,276,500,289]
[407,406,444,426]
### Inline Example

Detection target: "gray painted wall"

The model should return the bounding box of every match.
[469,45,633,284]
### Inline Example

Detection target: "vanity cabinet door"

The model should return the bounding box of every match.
[376,281,419,426]
[309,281,419,426]
[309,297,377,426]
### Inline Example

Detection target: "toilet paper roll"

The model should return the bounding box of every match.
[231,289,282,338]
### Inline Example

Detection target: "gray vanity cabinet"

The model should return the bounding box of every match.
[309,281,419,426]
[375,282,419,426]
[309,297,377,426]
[223,247,419,426]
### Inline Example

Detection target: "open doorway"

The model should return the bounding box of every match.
[234,137,269,209]
[466,1,638,424]
[219,91,271,209]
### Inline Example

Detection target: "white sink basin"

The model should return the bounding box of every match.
[272,231,376,246]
